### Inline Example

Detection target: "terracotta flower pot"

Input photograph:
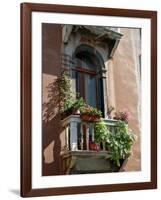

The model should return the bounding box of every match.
[89,142,100,151]
[80,114,101,122]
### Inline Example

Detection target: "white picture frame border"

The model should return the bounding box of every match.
[31,12,151,189]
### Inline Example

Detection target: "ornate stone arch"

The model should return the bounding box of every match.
[72,44,108,117]
[73,44,105,70]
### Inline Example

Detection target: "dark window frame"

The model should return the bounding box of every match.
[72,46,105,116]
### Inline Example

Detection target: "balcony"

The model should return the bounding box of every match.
[60,115,128,174]
[61,115,118,152]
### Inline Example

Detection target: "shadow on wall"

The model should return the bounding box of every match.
[42,79,62,176]
[42,23,62,176]
[42,80,59,123]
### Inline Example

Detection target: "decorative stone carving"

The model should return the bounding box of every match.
[62,25,123,57]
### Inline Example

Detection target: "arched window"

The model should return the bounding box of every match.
[72,45,105,116]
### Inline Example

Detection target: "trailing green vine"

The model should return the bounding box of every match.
[94,120,110,143]
[57,71,86,115]
[107,120,136,166]
[94,120,136,167]
[57,71,74,113]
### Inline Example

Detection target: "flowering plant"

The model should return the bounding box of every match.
[113,109,131,123]
[80,105,102,117]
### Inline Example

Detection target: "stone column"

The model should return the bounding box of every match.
[70,121,78,151]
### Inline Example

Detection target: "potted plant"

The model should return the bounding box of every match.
[94,120,110,143]
[113,109,131,124]
[72,97,86,115]
[80,105,102,122]
[93,120,111,151]
[107,120,136,167]
[89,141,100,151]
[93,119,136,167]
[57,71,86,119]
[57,71,74,117]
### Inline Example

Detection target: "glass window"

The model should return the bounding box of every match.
[72,51,104,115]
[85,75,97,108]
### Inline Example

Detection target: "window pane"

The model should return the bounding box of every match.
[85,75,96,108]
[76,57,96,71]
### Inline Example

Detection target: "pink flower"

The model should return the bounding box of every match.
[114,109,131,123]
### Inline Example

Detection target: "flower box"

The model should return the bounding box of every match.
[80,114,101,122]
